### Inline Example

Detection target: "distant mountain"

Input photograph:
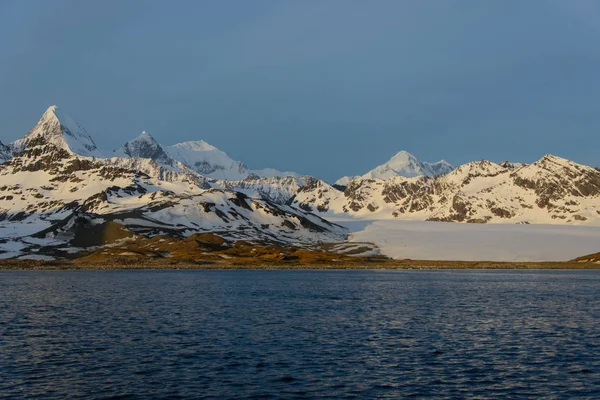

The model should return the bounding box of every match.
[110,131,207,183]
[112,132,300,182]
[293,155,600,225]
[163,140,250,180]
[11,105,104,158]
[114,131,175,167]
[335,150,452,186]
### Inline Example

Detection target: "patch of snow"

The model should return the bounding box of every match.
[349,220,600,262]
[17,254,55,261]
[335,176,358,186]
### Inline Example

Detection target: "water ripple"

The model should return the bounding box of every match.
[0,270,599,399]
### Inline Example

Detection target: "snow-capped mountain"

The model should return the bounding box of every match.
[112,132,300,182]
[114,131,175,167]
[425,160,454,176]
[11,106,104,158]
[163,141,300,181]
[164,140,250,180]
[362,150,453,179]
[335,150,452,185]
[293,155,600,225]
[109,131,211,184]
[0,106,345,259]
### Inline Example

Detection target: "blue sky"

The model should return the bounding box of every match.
[1,0,599,180]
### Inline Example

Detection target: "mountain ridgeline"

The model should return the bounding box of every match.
[292,158,600,224]
[1,105,599,260]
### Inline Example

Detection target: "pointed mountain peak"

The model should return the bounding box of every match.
[138,130,155,140]
[533,154,576,169]
[11,105,103,158]
[423,159,454,175]
[386,151,420,169]
[362,150,453,180]
[388,150,417,162]
[115,131,173,166]
[129,130,160,146]
[539,154,569,162]
[30,105,62,135]
[38,105,76,131]
[41,105,59,118]
[530,154,595,172]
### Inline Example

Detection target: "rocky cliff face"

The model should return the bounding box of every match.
[0,141,11,163]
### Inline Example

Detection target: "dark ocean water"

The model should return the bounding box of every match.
[1,269,599,399]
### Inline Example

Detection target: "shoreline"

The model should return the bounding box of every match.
[1,259,599,271]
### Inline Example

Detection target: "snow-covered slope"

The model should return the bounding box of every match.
[348,219,600,261]
[164,140,250,180]
[217,176,309,204]
[11,106,104,158]
[335,176,359,186]
[164,141,300,181]
[293,156,600,225]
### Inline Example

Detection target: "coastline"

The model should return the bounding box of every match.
[1,258,599,270]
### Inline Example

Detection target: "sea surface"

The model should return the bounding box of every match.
[1,269,599,399]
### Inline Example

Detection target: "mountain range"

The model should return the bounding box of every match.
[292,157,600,224]
[1,105,599,261]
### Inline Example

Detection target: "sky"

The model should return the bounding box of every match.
[0,0,599,181]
